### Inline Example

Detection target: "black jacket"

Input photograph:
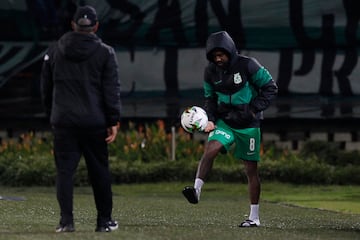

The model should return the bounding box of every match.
[204,31,278,129]
[41,31,121,128]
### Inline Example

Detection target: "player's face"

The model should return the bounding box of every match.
[212,51,229,68]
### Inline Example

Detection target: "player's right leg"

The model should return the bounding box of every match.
[182,140,224,204]
[81,128,118,232]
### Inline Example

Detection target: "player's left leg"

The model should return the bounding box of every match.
[240,160,261,227]
[233,127,261,227]
[53,128,81,232]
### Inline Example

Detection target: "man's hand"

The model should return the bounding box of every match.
[204,121,215,132]
[105,125,118,143]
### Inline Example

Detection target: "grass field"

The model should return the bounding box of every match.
[0,182,360,240]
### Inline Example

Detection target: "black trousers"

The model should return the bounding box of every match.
[53,127,113,226]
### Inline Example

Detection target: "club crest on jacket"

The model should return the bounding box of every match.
[234,72,242,84]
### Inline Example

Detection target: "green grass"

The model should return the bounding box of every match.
[0,182,360,240]
[262,183,360,214]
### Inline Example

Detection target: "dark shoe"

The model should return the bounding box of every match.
[55,223,75,232]
[239,219,260,227]
[182,186,198,204]
[95,220,118,232]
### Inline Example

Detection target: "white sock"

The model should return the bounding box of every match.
[249,204,260,222]
[194,178,204,199]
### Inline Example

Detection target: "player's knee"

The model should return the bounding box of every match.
[243,161,258,176]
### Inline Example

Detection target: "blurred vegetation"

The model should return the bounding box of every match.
[1,120,360,186]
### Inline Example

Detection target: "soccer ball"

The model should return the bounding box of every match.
[180,106,208,133]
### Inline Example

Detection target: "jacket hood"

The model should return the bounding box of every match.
[206,31,238,64]
[58,31,101,61]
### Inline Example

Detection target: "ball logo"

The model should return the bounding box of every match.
[189,111,195,123]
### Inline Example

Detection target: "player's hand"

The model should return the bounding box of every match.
[204,121,215,132]
[106,125,118,144]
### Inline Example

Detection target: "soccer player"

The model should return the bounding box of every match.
[182,31,278,227]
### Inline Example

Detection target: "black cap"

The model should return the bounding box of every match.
[73,5,98,27]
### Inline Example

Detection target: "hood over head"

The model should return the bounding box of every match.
[206,31,238,64]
